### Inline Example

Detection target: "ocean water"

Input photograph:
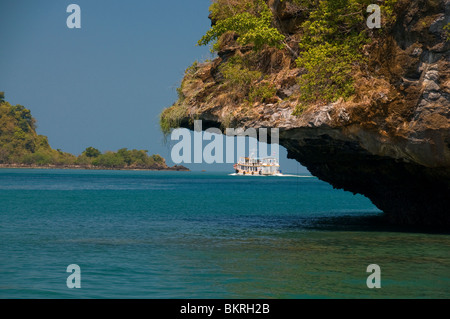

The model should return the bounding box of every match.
[0,169,448,299]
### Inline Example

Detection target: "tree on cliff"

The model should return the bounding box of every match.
[198,0,285,51]
[196,0,399,107]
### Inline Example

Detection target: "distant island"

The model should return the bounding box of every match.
[0,92,188,171]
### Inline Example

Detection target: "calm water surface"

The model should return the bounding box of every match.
[0,169,448,298]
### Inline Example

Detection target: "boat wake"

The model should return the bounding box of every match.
[229,173,313,178]
[277,174,314,178]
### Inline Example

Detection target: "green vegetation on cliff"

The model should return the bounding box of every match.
[0,98,75,165]
[444,22,450,41]
[159,104,188,135]
[172,0,400,121]
[294,0,371,105]
[219,55,277,104]
[198,0,285,52]
[0,95,170,170]
[294,0,398,107]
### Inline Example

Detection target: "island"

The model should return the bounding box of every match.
[160,0,449,226]
[0,92,189,172]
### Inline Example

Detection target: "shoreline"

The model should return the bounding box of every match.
[0,164,190,172]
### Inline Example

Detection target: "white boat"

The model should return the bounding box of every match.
[233,156,281,176]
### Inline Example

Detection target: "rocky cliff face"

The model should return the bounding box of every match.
[164,0,450,227]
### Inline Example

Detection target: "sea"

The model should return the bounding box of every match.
[0,169,448,299]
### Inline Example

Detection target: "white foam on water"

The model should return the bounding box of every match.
[229,173,313,178]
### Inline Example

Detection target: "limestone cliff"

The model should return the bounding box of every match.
[162,0,450,227]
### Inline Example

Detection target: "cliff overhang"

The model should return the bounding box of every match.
[162,0,450,227]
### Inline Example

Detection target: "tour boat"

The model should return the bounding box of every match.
[233,156,281,176]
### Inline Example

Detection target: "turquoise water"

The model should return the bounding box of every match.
[0,169,448,299]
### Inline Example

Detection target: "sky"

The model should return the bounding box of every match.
[0,0,309,174]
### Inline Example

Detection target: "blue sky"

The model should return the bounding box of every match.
[0,0,309,173]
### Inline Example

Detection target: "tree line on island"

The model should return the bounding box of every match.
[0,92,188,170]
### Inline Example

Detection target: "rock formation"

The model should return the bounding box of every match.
[162,0,449,227]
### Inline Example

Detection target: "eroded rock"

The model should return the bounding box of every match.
[167,0,450,227]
